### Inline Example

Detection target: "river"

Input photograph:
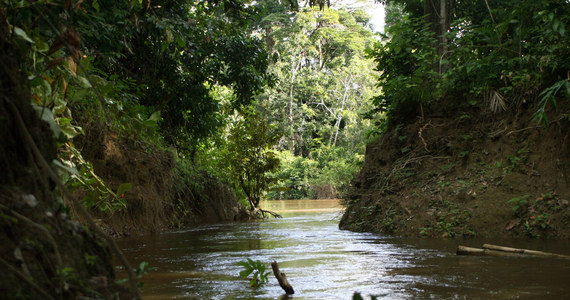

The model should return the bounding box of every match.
[115,199,570,299]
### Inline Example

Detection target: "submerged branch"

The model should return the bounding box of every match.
[457,244,570,259]
[271,261,294,295]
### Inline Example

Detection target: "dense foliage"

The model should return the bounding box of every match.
[254,6,379,199]
[194,3,380,201]
[3,0,278,213]
[15,0,564,215]
[370,0,569,126]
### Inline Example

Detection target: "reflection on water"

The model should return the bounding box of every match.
[115,199,570,299]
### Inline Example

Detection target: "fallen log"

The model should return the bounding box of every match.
[457,245,570,259]
[482,244,570,259]
[271,261,294,294]
[457,245,524,257]
[456,245,485,256]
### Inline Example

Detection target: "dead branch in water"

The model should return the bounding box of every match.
[457,244,570,259]
[271,261,294,294]
[482,244,570,259]
[252,207,282,219]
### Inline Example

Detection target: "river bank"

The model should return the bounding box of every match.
[70,120,251,236]
[0,32,135,298]
[340,101,569,238]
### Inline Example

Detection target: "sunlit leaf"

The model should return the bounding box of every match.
[239,269,252,278]
[13,26,34,44]
[67,56,77,76]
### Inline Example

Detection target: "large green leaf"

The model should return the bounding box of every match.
[240,269,253,278]
[116,183,133,196]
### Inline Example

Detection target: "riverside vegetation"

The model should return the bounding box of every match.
[339,0,569,238]
[1,0,378,298]
[1,0,568,299]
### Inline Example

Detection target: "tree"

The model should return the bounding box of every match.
[226,110,281,214]
[77,0,274,155]
[3,0,278,220]
[250,6,378,199]
[369,0,569,126]
[258,8,377,156]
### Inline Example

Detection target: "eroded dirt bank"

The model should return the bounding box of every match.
[71,122,251,236]
[0,31,133,299]
[340,101,569,238]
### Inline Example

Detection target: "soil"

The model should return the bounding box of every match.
[340,99,570,239]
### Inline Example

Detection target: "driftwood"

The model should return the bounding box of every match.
[482,244,570,259]
[271,261,294,294]
[457,244,570,259]
[457,245,523,257]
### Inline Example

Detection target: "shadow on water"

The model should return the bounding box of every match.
[115,199,570,299]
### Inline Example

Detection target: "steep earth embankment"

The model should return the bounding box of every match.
[72,121,250,236]
[0,31,132,299]
[340,100,569,238]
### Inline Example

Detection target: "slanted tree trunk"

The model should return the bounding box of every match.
[271,261,294,294]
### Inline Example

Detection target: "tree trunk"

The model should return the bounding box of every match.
[288,52,302,154]
[424,0,450,74]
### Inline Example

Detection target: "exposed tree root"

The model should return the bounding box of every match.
[259,208,282,218]
[251,207,282,219]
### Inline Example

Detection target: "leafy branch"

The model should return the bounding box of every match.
[237,258,270,288]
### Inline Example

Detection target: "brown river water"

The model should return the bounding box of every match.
[115,199,570,299]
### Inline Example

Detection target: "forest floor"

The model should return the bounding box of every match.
[340,100,569,239]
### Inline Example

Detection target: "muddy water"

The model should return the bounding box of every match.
[115,199,570,299]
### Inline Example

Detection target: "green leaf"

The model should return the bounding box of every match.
[78,76,92,88]
[116,183,133,196]
[13,26,34,44]
[558,23,565,36]
[59,117,82,139]
[32,105,62,138]
[552,19,560,32]
[138,261,149,274]
[353,292,364,300]
[247,258,255,266]
[239,269,252,278]
[147,111,161,122]
[53,159,79,176]
[92,0,100,12]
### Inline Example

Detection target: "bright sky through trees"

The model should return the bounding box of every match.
[331,0,385,32]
